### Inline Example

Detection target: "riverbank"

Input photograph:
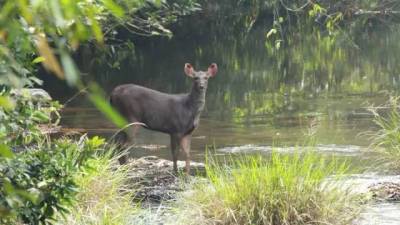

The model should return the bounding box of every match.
[130,155,400,225]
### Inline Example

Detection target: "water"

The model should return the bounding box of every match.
[42,4,400,224]
[358,203,400,225]
[350,174,400,225]
[60,96,379,160]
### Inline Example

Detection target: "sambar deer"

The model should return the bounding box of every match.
[110,63,218,174]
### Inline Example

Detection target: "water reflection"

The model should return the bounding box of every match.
[60,94,379,161]
[44,4,400,128]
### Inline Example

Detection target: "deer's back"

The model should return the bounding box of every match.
[110,84,193,134]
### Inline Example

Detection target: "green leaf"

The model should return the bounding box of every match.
[102,0,125,18]
[275,40,282,49]
[88,136,105,148]
[60,51,78,86]
[37,181,48,189]
[0,144,14,158]
[29,76,44,85]
[0,96,15,111]
[88,83,127,128]
[266,28,277,38]
[32,111,50,122]
[49,0,65,27]
[153,0,164,8]
[86,6,104,43]
[32,56,45,64]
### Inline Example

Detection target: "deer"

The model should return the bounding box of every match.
[110,63,218,174]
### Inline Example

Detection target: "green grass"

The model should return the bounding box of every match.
[369,96,400,171]
[59,153,138,225]
[176,150,360,225]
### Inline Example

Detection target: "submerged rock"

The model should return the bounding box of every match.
[126,156,205,203]
[369,182,400,202]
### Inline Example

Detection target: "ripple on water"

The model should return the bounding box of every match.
[218,144,364,155]
[356,202,400,225]
[329,174,400,225]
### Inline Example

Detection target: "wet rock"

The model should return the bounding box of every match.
[369,182,400,201]
[37,124,86,138]
[126,156,205,203]
[10,88,52,102]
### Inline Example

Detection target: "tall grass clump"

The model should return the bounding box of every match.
[59,151,138,225]
[179,150,359,225]
[369,96,400,171]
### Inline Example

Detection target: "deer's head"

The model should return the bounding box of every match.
[184,63,218,91]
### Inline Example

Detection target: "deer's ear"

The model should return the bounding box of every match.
[184,63,194,77]
[207,63,218,77]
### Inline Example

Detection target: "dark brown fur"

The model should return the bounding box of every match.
[110,63,217,174]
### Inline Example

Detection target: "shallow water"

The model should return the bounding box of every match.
[60,94,381,160]
[357,203,400,225]
[349,174,400,225]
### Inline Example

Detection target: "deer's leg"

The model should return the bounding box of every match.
[170,134,179,173]
[126,124,140,145]
[180,134,192,175]
[114,131,128,164]
[118,122,140,164]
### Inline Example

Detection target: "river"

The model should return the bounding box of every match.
[41,3,400,224]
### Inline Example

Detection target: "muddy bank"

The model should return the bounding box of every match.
[126,156,205,203]
[126,156,400,204]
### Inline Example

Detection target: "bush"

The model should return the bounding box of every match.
[0,89,61,146]
[178,150,360,225]
[0,137,104,225]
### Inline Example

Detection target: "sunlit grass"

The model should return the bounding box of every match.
[369,96,400,172]
[176,150,360,225]
[59,152,138,225]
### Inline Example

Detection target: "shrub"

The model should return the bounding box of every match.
[178,150,360,225]
[0,89,61,146]
[0,137,104,225]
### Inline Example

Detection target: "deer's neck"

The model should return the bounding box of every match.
[188,84,206,115]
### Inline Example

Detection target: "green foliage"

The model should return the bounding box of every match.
[180,150,359,225]
[369,96,400,171]
[0,89,61,146]
[0,0,125,86]
[263,0,399,52]
[0,0,200,87]
[0,136,105,225]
